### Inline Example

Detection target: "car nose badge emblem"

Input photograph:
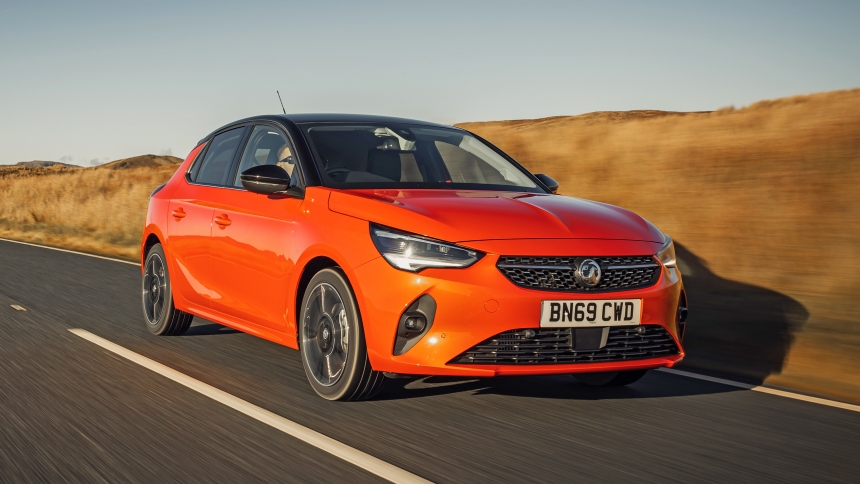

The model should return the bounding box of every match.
[577,259,602,287]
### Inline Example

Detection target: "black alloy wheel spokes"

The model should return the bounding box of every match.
[143,255,166,325]
[302,283,350,387]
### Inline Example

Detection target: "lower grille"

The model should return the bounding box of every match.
[450,325,679,365]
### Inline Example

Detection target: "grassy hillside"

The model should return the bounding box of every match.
[1,91,858,401]
[0,156,181,259]
[459,89,860,402]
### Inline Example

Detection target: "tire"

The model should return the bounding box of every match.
[299,268,384,401]
[573,370,648,387]
[142,243,193,336]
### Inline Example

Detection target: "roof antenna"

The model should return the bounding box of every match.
[276,91,286,114]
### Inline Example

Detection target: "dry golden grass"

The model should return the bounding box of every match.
[0,157,180,259]
[2,91,858,400]
[460,89,860,401]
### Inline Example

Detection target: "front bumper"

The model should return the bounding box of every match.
[354,238,685,377]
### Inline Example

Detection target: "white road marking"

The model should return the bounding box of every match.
[6,236,855,415]
[68,329,431,484]
[0,237,138,266]
[10,304,26,311]
[657,368,860,413]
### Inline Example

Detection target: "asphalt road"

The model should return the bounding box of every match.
[0,239,858,483]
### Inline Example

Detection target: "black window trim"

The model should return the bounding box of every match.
[186,121,307,192]
[227,122,306,191]
[185,124,249,189]
[186,140,209,182]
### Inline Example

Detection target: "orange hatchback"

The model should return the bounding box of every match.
[141,114,687,400]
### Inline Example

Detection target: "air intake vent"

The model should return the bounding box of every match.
[450,325,679,365]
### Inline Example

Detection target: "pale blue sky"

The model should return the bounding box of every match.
[1,0,858,165]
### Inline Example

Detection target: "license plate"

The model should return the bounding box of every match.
[540,299,641,327]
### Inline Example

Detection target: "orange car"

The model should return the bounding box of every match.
[141,114,687,400]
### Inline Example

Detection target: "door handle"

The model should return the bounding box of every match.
[171,208,186,219]
[214,214,232,227]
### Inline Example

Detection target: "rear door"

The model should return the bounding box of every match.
[168,126,247,309]
[208,125,303,332]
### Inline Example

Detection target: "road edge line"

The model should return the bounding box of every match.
[68,329,432,484]
[12,234,858,413]
[657,368,860,413]
[0,237,138,266]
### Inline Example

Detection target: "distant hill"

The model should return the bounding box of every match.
[0,154,184,179]
[4,160,79,168]
[98,154,184,170]
[461,110,704,130]
[2,155,184,170]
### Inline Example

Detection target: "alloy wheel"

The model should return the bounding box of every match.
[143,254,166,325]
[302,283,350,387]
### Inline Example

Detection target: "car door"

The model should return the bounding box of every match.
[168,126,247,309]
[208,124,303,332]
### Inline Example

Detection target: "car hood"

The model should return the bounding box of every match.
[328,189,664,243]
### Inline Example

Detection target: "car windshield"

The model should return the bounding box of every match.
[298,123,543,192]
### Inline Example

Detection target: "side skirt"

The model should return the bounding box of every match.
[181,304,299,350]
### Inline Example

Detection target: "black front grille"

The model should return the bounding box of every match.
[450,325,679,365]
[497,256,659,292]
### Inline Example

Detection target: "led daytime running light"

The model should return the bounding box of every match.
[656,236,676,268]
[370,224,483,272]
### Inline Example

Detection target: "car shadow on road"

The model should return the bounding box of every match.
[674,242,808,385]
[375,372,742,401]
[184,323,241,336]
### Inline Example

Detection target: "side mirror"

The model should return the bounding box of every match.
[240,165,290,194]
[534,173,559,194]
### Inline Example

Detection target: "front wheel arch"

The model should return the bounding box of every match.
[294,256,340,338]
[298,267,385,400]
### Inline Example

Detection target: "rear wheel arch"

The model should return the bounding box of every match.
[142,242,193,336]
[143,233,161,263]
[142,232,184,312]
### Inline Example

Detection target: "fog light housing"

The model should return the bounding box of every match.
[394,294,437,355]
[404,316,426,332]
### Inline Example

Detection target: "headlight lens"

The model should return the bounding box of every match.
[370,224,483,272]
[656,236,676,268]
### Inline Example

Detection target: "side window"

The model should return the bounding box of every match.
[193,127,246,186]
[233,125,297,187]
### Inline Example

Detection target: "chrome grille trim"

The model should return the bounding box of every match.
[496,255,660,292]
[497,264,572,270]
[606,263,659,270]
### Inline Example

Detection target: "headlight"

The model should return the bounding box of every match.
[370,224,483,272]
[656,236,676,268]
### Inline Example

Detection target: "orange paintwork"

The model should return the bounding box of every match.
[142,147,685,376]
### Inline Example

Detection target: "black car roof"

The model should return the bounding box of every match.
[199,113,458,144]
[280,113,455,127]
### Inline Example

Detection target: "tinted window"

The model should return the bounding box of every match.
[193,127,246,186]
[233,125,297,187]
[298,123,541,192]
